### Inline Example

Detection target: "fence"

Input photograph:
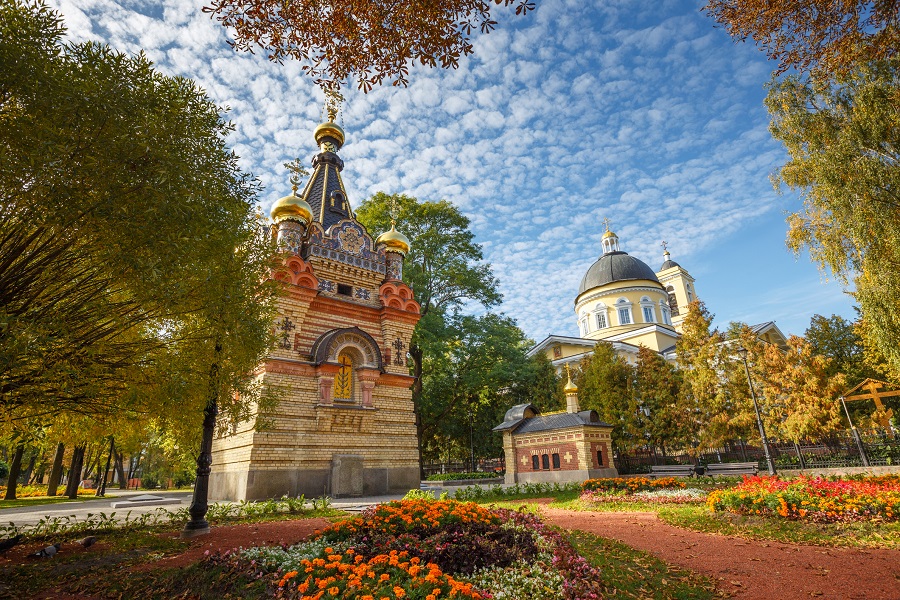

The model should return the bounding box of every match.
[613,428,900,475]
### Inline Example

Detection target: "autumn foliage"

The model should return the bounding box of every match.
[704,0,900,77]
[204,0,536,91]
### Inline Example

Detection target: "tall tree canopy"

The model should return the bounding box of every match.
[356,193,505,467]
[767,59,900,378]
[704,0,900,77]
[0,0,276,430]
[204,0,536,91]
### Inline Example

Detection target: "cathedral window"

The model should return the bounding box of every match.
[337,283,352,296]
[687,283,694,302]
[639,296,655,323]
[660,301,672,325]
[596,311,608,329]
[666,285,679,316]
[333,352,354,401]
[552,453,561,469]
[532,455,539,470]
[541,454,550,470]
[579,317,589,336]
[615,298,632,326]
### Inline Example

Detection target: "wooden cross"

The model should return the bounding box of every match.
[844,378,897,430]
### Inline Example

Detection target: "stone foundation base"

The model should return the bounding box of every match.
[507,467,618,485]
[209,465,420,501]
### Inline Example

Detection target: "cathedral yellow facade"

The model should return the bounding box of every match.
[529,226,697,367]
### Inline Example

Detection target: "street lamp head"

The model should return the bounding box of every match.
[736,346,748,358]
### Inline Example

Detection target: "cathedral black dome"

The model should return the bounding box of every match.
[578,251,660,295]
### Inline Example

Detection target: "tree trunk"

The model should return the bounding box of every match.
[65,444,86,499]
[96,438,114,496]
[21,451,36,485]
[46,443,65,496]
[114,449,127,489]
[3,445,25,500]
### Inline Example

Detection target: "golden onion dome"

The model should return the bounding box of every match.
[314,121,345,150]
[563,364,578,393]
[602,229,617,240]
[376,223,411,256]
[270,194,313,225]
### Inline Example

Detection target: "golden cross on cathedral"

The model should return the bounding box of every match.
[602,217,612,232]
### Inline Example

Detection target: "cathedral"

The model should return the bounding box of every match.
[527,223,787,368]
[209,113,422,501]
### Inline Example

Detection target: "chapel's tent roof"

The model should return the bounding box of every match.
[493,403,611,434]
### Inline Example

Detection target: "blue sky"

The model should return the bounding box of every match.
[53,0,855,341]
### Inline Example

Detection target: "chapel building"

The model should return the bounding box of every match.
[209,114,422,501]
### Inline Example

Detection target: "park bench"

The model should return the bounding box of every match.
[648,464,695,478]
[703,462,759,477]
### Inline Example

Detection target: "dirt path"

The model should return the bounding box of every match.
[541,507,900,600]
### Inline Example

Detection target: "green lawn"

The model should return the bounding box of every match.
[570,530,726,599]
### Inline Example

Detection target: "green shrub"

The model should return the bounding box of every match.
[425,472,502,481]
[0,460,8,480]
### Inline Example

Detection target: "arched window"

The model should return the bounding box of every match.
[552,453,561,469]
[615,298,633,326]
[687,283,694,302]
[531,455,540,470]
[660,300,672,325]
[665,285,679,316]
[541,454,550,470]
[639,296,656,323]
[593,303,608,329]
[597,449,603,467]
[333,351,354,400]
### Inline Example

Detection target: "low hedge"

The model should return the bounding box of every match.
[425,472,502,482]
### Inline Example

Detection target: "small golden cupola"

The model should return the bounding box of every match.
[600,218,620,254]
[376,222,411,256]
[564,364,580,413]
[376,218,411,282]
[270,172,314,255]
[270,192,313,226]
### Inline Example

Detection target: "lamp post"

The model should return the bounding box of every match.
[840,396,870,467]
[469,410,476,474]
[737,347,776,476]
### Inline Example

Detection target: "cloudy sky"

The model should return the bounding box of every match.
[53,0,855,342]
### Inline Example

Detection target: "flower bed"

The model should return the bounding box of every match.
[236,498,604,599]
[707,475,900,523]
[0,485,90,498]
[581,477,686,494]
[581,488,707,505]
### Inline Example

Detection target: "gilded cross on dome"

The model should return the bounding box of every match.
[283,158,308,193]
[602,217,612,232]
[661,240,668,253]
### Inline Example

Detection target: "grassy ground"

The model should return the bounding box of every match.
[658,504,900,550]
[0,494,98,509]
[0,508,342,600]
[569,530,726,600]
[470,487,900,550]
